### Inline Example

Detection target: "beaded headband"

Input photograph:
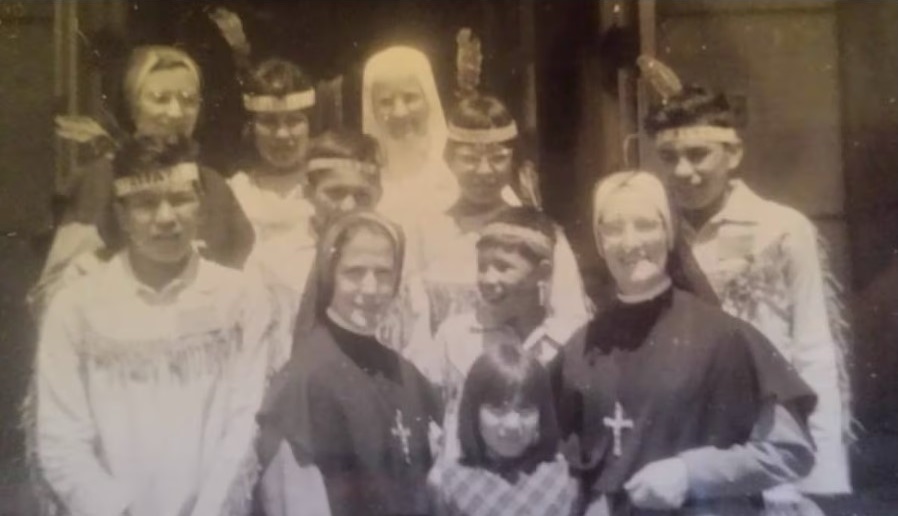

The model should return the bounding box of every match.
[447,121,518,144]
[243,89,316,113]
[113,162,199,197]
[654,125,740,145]
[479,222,553,259]
[307,158,378,180]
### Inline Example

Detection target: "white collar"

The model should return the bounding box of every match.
[118,250,202,304]
[617,276,673,304]
[707,180,763,227]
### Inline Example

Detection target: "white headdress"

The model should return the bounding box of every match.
[361,46,448,177]
[361,46,457,218]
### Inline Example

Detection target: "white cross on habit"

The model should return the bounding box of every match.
[603,402,634,457]
[391,410,412,464]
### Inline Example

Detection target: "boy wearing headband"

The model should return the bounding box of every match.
[33,46,255,316]
[33,136,275,516]
[247,129,386,368]
[416,207,580,462]
[411,95,590,344]
[646,86,850,502]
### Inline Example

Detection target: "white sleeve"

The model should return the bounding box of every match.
[678,403,815,498]
[36,289,133,516]
[784,218,849,493]
[190,279,275,515]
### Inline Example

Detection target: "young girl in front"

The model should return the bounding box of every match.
[430,343,578,516]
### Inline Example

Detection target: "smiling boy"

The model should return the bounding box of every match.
[34,136,275,516]
[646,85,850,500]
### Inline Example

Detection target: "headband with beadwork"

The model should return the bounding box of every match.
[479,222,553,259]
[447,121,518,144]
[243,89,316,113]
[113,162,200,197]
[307,158,379,180]
[654,125,741,145]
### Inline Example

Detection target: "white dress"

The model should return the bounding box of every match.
[228,169,312,246]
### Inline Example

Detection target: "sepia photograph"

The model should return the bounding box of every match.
[0,0,897,514]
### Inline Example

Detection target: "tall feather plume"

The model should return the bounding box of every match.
[208,6,251,58]
[207,6,253,83]
[637,55,683,103]
[455,28,483,100]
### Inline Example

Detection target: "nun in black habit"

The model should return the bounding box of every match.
[552,171,819,516]
[260,210,442,516]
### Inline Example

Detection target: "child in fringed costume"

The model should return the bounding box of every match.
[429,343,578,516]
[639,56,853,503]
[554,171,818,516]
[406,94,590,354]
[416,207,582,463]
[31,44,255,318]
[246,129,387,371]
[31,136,276,516]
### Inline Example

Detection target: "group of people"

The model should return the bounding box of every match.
[28,28,849,516]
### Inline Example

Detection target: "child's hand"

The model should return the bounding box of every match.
[624,457,689,510]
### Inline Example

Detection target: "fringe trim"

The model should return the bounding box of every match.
[815,233,858,443]
[425,282,481,335]
[79,326,243,385]
[222,440,262,516]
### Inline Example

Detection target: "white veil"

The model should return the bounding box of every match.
[361,46,458,221]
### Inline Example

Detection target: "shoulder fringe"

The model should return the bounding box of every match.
[222,444,261,516]
[21,381,66,516]
[21,381,262,516]
[79,327,243,385]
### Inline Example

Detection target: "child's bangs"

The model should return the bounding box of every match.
[473,355,543,410]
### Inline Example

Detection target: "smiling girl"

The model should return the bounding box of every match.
[430,343,578,516]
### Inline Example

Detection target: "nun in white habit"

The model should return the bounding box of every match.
[361,46,459,225]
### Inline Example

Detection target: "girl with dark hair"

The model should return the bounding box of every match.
[554,171,819,515]
[409,94,590,350]
[228,57,318,245]
[430,343,578,516]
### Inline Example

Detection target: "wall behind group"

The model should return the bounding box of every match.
[654,0,849,282]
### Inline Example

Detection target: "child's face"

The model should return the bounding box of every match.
[116,179,201,264]
[447,142,513,208]
[477,243,546,316]
[253,110,310,171]
[307,169,380,228]
[479,402,540,459]
[655,137,741,212]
